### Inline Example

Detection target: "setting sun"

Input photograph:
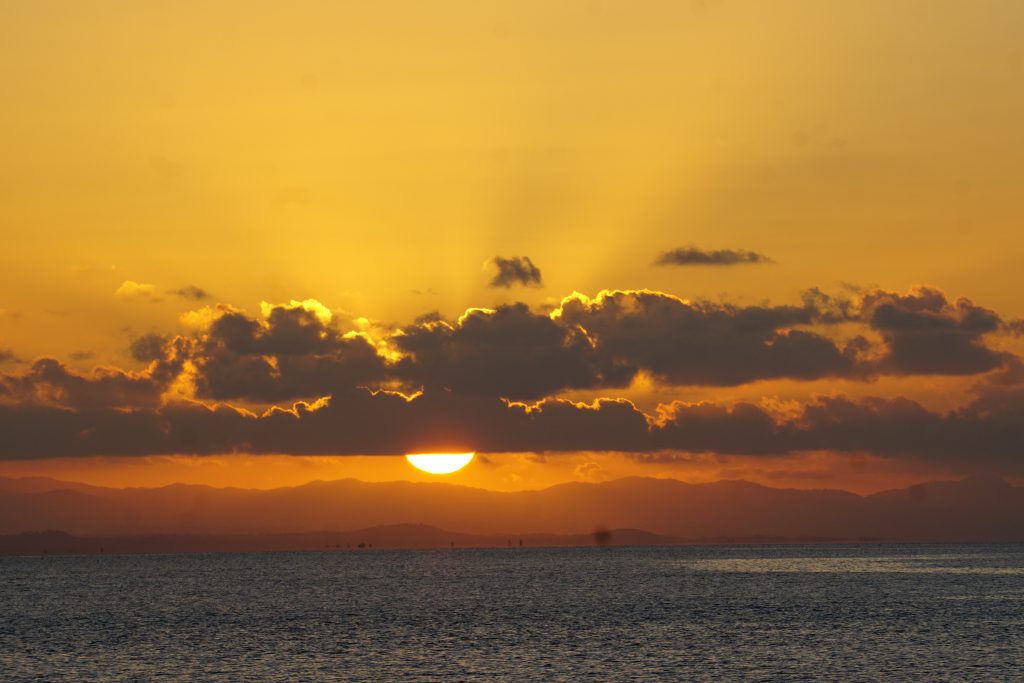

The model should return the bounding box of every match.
[3,1,1024,680]
[405,453,475,475]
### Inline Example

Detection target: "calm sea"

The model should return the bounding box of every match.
[2,544,1023,681]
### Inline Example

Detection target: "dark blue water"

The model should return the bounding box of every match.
[2,545,1023,681]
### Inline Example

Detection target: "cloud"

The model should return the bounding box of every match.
[1,387,1023,471]
[170,285,209,301]
[553,289,865,386]
[857,287,1007,375]
[260,299,332,325]
[114,280,158,299]
[393,303,623,399]
[0,348,15,363]
[488,256,543,288]
[654,246,773,266]
[983,357,1024,387]
[0,358,169,410]
[798,286,1011,376]
[188,301,387,403]
[0,278,1019,472]
[179,305,222,330]
[3,283,1022,464]
[0,390,651,458]
[90,285,1023,405]
[369,288,870,400]
[574,461,608,481]
[129,334,169,363]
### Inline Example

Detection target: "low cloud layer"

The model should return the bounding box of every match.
[655,247,773,266]
[1,387,1023,469]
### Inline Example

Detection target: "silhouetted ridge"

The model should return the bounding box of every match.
[0,475,1019,543]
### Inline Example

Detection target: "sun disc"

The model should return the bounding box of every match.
[405,452,475,475]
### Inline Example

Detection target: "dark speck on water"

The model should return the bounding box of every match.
[2,544,1023,681]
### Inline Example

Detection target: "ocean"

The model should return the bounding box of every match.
[2,544,1023,681]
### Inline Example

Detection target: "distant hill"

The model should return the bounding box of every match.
[1,475,1021,543]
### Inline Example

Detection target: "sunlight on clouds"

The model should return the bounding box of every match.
[260,299,332,325]
[549,289,691,321]
[160,360,199,404]
[114,280,157,299]
[456,307,497,325]
[179,305,219,330]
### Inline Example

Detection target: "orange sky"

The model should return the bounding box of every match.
[2,1,1023,494]
[0,451,997,496]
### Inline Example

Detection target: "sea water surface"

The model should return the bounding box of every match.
[2,544,1023,681]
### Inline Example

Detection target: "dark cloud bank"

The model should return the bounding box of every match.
[1,285,1022,465]
[1,388,1023,469]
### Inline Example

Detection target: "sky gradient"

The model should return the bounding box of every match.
[1,1,1023,493]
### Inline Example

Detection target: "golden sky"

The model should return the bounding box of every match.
[1,1,1023,492]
